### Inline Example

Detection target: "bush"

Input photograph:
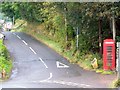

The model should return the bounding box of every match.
[77,51,102,70]
[114,78,120,87]
[0,40,12,79]
[0,56,12,73]
[0,43,9,60]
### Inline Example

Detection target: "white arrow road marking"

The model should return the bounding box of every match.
[39,73,53,82]
[47,73,53,80]
[32,73,53,83]
[56,61,69,68]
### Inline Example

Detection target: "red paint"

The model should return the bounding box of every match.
[103,39,115,70]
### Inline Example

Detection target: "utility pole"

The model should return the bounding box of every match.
[76,27,79,50]
[112,16,116,41]
[112,2,116,41]
[12,16,14,29]
[98,17,102,55]
[64,2,68,43]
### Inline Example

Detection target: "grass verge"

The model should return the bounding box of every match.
[0,40,12,81]
[115,79,120,87]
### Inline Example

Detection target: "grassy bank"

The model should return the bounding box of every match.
[0,40,12,80]
[114,78,120,87]
[14,19,115,74]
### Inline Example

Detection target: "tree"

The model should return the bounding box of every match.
[1,2,120,53]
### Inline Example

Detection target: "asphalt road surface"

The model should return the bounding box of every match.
[0,31,117,88]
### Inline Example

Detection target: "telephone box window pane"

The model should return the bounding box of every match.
[107,46,112,51]
[106,46,112,66]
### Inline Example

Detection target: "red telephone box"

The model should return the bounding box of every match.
[103,39,115,70]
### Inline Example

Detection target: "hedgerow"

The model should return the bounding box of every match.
[0,40,12,79]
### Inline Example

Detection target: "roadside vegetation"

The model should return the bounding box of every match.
[114,78,120,87]
[0,40,12,80]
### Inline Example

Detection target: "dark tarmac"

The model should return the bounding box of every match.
[0,32,117,88]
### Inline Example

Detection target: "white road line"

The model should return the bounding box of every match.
[13,85,27,88]
[22,40,28,45]
[13,33,16,35]
[83,84,90,87]
[38,73,52,82]
[29,47,37,54]
[39,80,91,88]
[17,35,21,39]
[39,57,48,68]
[47,73,52,80]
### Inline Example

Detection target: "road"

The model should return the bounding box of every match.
[0,31,116,88]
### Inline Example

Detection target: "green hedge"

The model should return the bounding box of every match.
[0,40,12,79]
[0,41,9,59]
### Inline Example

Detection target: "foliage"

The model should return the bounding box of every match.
[0,2,43,22]
[0,40,12,79]
[114,78,120,87]
[96,69,115,75]
[0,41,9,60]
[1,2,120,52]
[1,2,120,70]
[1,2,20,20]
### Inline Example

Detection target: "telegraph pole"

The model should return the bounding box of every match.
[64,2,68,43]
[76,27,79,50]
[112,16,116,41]
[98,17,102,55]
[12,16,14,30]
[112,2,116,41]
